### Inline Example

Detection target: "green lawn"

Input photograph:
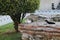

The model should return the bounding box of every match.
[0,23,14,33]
[0,23,22,40]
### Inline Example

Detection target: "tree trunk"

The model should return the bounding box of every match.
[10,13,21,32]
[10,13,26,32]
[14,20,19,32]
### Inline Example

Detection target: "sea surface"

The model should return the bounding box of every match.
[0,15,13,26]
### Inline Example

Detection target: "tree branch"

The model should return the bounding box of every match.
[22,13,26,20]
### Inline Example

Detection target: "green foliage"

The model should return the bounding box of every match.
[0,0,40,15]
[21,0,40,13]
[20,18,26,23]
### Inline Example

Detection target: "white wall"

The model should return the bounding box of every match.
[40,0,60,10]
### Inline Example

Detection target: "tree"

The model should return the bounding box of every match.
[0,0,40,32]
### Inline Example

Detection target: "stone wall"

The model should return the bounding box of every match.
[18,24,60,40]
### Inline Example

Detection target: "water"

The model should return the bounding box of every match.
[0,15,13,26]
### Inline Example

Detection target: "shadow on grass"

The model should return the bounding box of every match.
[0,32,22,40]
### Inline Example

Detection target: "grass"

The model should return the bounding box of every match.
[0,32,22,40]
[0,23,14,33]
[0,23,22,40]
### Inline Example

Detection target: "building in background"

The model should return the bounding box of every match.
[40,0,60,10]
